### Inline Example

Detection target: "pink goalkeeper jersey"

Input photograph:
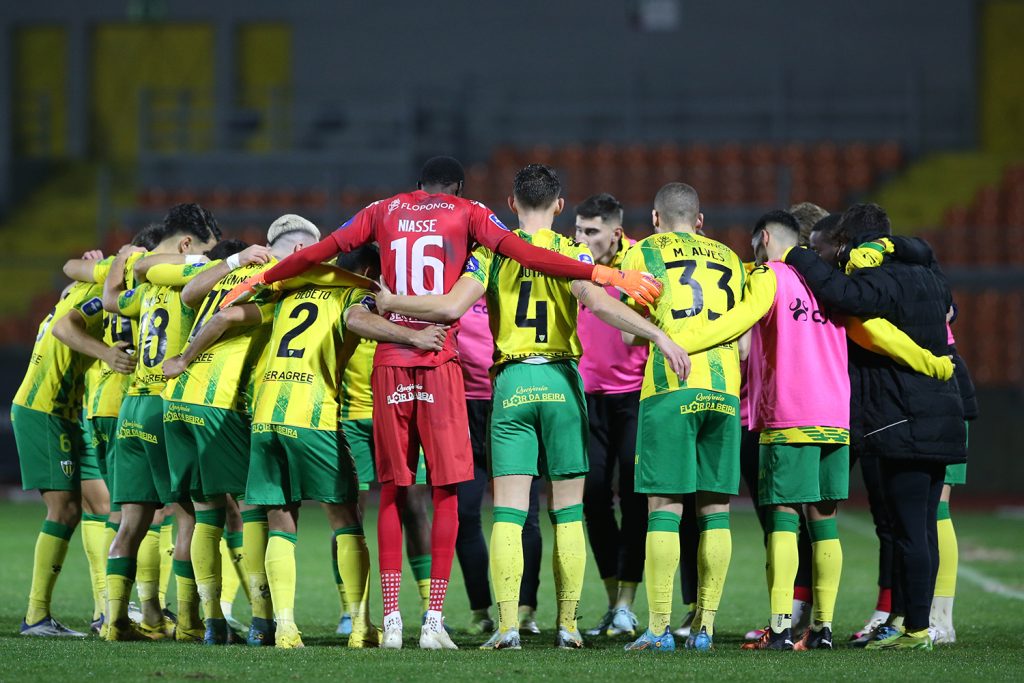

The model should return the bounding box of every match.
[577,291,648,395]
[458,297,494,400]
[747,261,850,430]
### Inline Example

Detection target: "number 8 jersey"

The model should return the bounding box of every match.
[622,231,746,400]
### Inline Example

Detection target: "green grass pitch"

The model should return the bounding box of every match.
[0,501,1021,682]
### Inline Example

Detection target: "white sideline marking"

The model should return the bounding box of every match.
[839,513,1024,602]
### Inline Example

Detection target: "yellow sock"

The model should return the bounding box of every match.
[768,511,800,629]
[105,556,136,626]
[265,532,297,623]
[935,503,958,597]
[335,526,371,631]
[191,510,225,620]
[696,514,732,636]
[490,508,527,632]
[222,531,247,603]
[550,506,586,632]
[173,560,200,631]
[26,521,73,624]
[242,512,272,620]
[159,519,173,608]
[81,515,110,621]
[645,511,681,634]
[136,526,162,622]
[808,518,842,625]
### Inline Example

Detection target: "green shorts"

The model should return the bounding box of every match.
[164,401,251,501]
[341,418,426,491]
[758,442,850,506]
[90,416,119,511]
[247,423,358,505]
[80,415,103,482]
[113,395,171,505]
[635,389,741,495]
[489,360,588,481]
[12,404,83,492]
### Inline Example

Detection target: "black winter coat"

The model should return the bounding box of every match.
[785,244,967,464]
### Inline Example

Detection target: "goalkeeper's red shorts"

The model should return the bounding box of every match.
[370,361,473,487]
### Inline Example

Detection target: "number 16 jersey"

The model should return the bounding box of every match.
[622,231,746,400]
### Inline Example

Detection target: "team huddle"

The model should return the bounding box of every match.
[12,156,972,653]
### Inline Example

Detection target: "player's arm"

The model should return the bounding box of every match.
[572,280,690,379]
[784,246,898,317]
[675,266,777,354]
[52,310,136,374]
[275,264,376,293]
[179,245,272,308]
[375,276,485,323]
[344,305,448,352]
[469,205,660,305]
[102,249,134,313]
[134,253,210,284]
[163,303,265,379]
[844,317,953,380]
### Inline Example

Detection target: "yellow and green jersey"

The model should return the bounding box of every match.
[622,231,746,400]
[14,282,105,420]
[83,255,139,418]
[252,285,373,431]
[462,228,594,368]
[118,262,215,396]
[341,337,376,421]
[163,261,277,412]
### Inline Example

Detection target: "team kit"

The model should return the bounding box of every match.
[11,157,971,653]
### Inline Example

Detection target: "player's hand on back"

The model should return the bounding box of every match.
[409,324,449,352]
[81,249,105,261]
[219,273,267,309]
[238,245,272,267]
[105,341,137,375]
[655,335,691,381]
[117,244,147,257]
[591,265,663,306]
[375,279,395,314]
[163,354,187,378]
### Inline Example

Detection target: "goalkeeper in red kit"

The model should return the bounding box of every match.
[221,156,661,649]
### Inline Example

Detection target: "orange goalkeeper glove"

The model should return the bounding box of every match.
[591,265,662,305]
[219,272,267,309]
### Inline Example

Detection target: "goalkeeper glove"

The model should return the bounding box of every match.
[592,265,662,305]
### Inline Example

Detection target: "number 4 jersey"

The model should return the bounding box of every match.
[462,228,594,368]
[622,231,746,400]
[330,189,518,368]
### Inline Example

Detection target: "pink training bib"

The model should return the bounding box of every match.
[577,285,648,394]
[458,297,494,400]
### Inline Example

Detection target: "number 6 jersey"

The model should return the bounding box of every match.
[622,231,746,400]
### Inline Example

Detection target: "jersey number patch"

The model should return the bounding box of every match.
[276,302,319,358]
[515,281,548,343]
[140,308,170,367]
[665,260,735,321]
[390,236,445,295]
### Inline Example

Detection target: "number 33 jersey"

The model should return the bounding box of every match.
[330,189,516,368]
[462,228,593,368]
[622,231,746,400]
[251,285,372,431]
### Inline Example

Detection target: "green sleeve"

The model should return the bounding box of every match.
[117,283,146,318]
[675,265,777,353]
[461,246,492,287]
[146,260,219,287]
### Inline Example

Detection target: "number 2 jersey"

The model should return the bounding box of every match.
[622,231,746,400]
[252,285,373,431]
[328,190,520,368]
[462,228,593,368]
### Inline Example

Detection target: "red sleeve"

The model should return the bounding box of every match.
[468,202,594,280]
[259,205,376,285]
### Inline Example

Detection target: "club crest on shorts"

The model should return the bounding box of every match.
[60,459,75,479]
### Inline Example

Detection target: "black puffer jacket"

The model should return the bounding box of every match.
[785,245,967,464]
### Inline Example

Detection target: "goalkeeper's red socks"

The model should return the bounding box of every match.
[424,485,459,630]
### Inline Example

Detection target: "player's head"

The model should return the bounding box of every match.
[160,203,221,254]
[131,223,165,251]
[419,156,465,196]
[808,213,844,267]
[788,202,828,246]
[205,238,249,261]
[751,209,801,264]
[267,214,321,259]
[838,202,891,242]
[510,163,564,218]
[652,183,702,233]
[335,243,381,280]
[575,193,624,266]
